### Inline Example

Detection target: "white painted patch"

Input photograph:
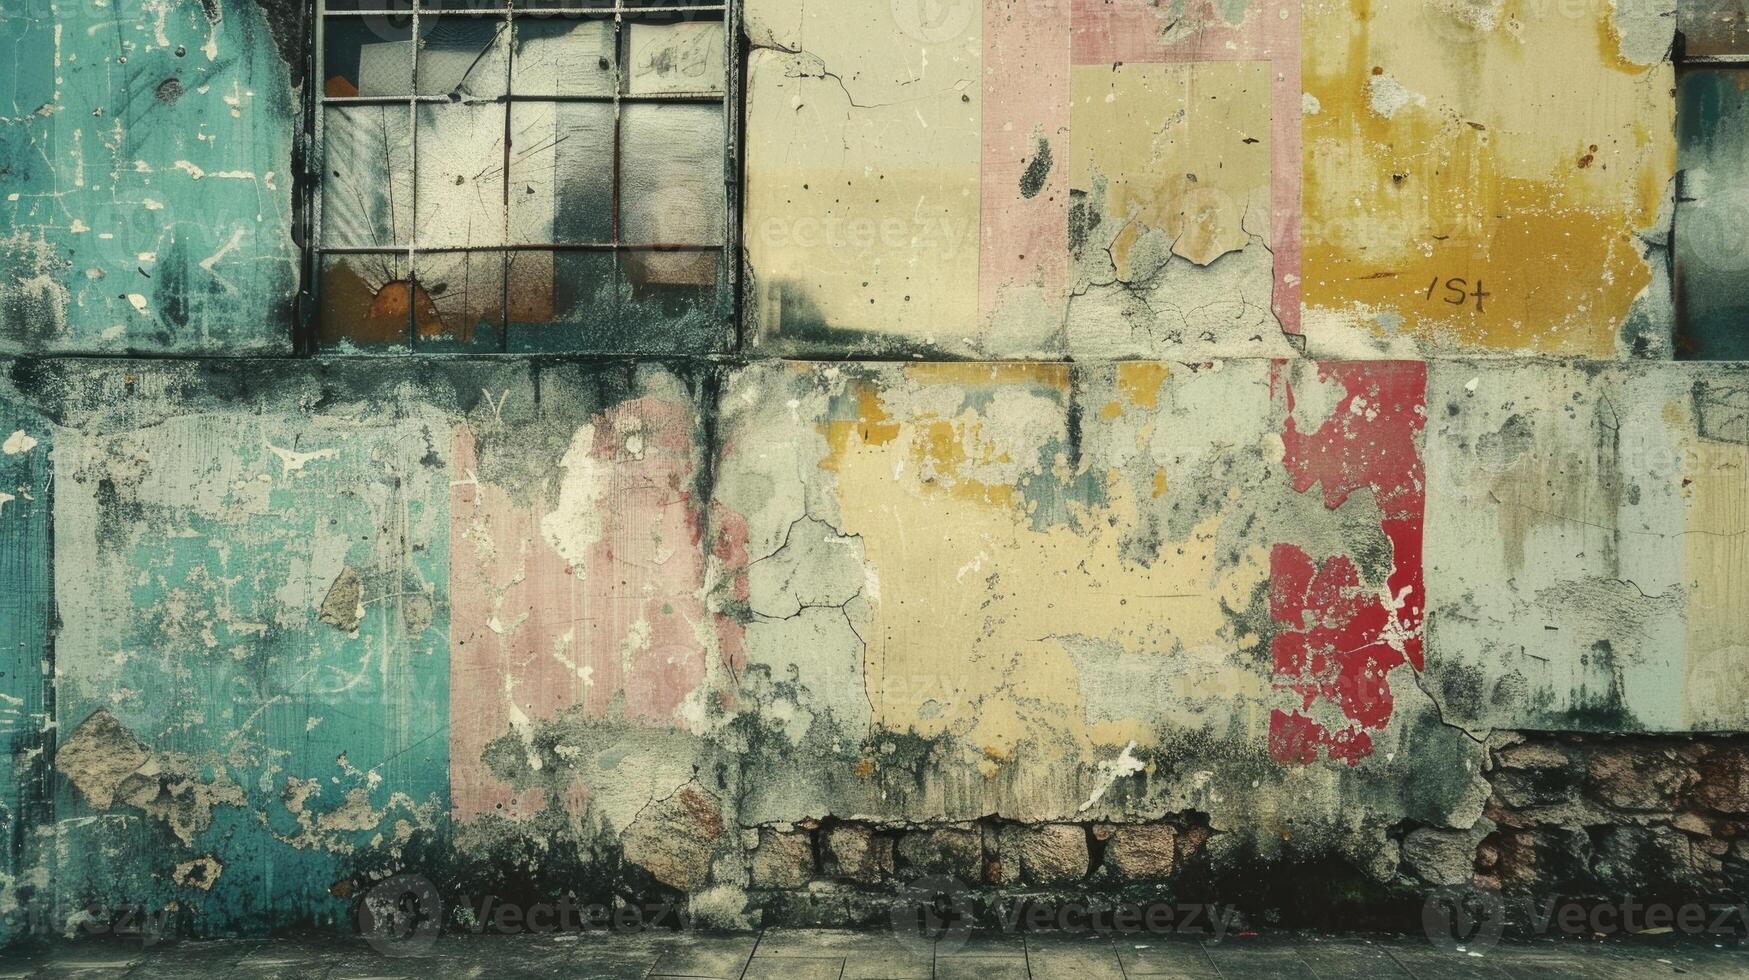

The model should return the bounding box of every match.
[3,431,38,455]
[0,491,13,517]
[1301,92,1321,115]
[1077,740,1146,812]
[174,161,255,181]
[266,442,337,474]
[125,293,148,313]
[541,424,611,569]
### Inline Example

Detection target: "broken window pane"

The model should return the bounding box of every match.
[625,17,725,96]
[619,103,725,245]
[318,253,415,351]
[417,16,510,99]
[323,106,415,247]
[323,17,414,98]
[509,102,614,244]
[506,250,615,350]
[1677,68,1749,359]
[415,103,509,247]
[414,251,506,351]
[511,17,616,96]
[1682,0,1749,56]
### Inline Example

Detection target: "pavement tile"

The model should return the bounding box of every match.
[935,931,1026,957]
[838,949,932,979]
[743,955,844,980]
[1117,938,1221,977]
[1293,939,1413,979]
[1381,942,1518,980]
[932,954,1029,980]
[1201,942,1319,980]
[647,932,758,978]
[1024,935,1125,980]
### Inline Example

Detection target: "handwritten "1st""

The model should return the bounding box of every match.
[1426,276,1489,312]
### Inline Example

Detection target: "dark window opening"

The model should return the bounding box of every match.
[1675,1,1749,360]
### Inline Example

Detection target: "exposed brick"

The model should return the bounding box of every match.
[1176,824,1213,866]
[1104,824,1177,879]
[745,826,811,889]
[1400,827,1477,886]
[1494,741,1572,770]
[895,826,982,882]
[1693,746,1749,814]
[824,824,893,883]
[1591,825,1712,893]
[1583,745,1692,811]
[1006,825,1089,885]
[1672,812,1714,836]
[1490,767,1578,809]
[749,826,815,889]
[620,784,725,892]
[1490,828,1590,895]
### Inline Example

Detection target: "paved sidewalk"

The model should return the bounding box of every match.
[3,929,1748,979]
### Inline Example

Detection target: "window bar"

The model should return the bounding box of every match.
[501,0,514,352]
[610,8,625,323]
[407,0,422,350]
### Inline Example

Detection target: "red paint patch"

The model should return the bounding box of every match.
[1268,362,1427,765]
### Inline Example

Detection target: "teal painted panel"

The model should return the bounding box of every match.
[0,0,300,355]
[0,402,50,945]
[49,411,450,935]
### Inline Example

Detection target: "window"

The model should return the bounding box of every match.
[310,0,736,354]
[1675,0,1749,359]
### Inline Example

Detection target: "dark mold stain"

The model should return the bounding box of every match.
[1018,136,1053,200]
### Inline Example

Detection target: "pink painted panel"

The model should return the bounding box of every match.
[448,399,743,820]
[979,0,1072,321]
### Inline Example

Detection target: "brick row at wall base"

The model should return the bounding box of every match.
[744,818,1212,892]
[720,735,1749,933]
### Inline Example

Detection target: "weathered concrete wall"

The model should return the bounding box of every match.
[2,0,1746,945]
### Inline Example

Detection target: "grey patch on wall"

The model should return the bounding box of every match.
[1695,379,1749,445]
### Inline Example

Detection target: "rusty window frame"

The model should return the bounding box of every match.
[299,0,740,355]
